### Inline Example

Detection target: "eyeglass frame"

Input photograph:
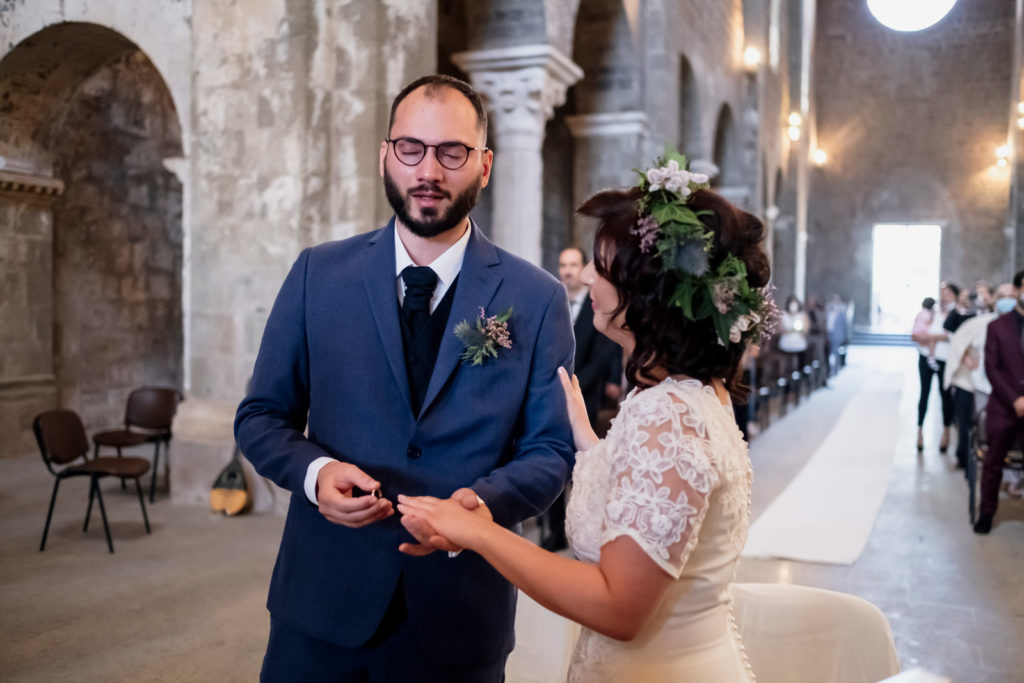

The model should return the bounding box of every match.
[384,136,489,171]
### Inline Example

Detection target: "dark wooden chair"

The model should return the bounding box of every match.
[34,409,151,553]
[92,386,183,502]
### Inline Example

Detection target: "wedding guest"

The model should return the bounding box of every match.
[945,283,1010,470]
[912,284,957,452]
[400,150,773,681]
[976,271,1024,534]
[539,246,622,551]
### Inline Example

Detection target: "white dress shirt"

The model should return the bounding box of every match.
[303,222,473,504]
[568,287,587,325]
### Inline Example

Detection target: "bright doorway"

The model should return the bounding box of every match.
[870,223,942,332]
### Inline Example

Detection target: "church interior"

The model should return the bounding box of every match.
[2,0,1023,681]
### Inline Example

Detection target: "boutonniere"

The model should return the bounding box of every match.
[454,306,513,366]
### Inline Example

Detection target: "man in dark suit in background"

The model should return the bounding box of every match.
[975,270,1024,534]
[539,247,622,550]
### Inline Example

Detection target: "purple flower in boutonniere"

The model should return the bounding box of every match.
[454,306,513,365]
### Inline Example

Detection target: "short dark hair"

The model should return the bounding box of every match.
[922,297,935,310]
[560,246,586,264]
[1013,270,1024,290]
[388,75,488,139]
[943,282,960,297]
[579,188,770,402]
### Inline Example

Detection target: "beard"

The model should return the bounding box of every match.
[384,168,483,238]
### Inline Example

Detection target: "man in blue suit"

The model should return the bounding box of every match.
[235,75,575,681]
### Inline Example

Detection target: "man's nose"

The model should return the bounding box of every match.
[416,147,444,182]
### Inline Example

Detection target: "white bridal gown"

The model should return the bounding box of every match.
[565,377,756,682]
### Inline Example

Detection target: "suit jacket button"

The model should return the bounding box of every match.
[407,446,422,460]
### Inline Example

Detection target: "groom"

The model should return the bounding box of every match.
[235,74,575,681]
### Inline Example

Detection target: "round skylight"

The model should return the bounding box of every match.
[867,0,957,32]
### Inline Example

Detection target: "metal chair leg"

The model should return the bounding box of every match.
[40,477,61,551]
[84,477,96,532]
[117,446,126,489]
[150,440,161,503]
[134,478,151,534]
[92,476,114,553]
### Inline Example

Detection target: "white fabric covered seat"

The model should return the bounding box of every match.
[731,582,900,683]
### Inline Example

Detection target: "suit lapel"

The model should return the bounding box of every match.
[419,224,502,418]
[362,221,413,412]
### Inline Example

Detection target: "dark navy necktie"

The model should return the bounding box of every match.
[401,265,437,336]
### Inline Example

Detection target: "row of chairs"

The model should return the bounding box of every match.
[749,343,843,432]
[967,409,1024,525]
[33,387,182,553]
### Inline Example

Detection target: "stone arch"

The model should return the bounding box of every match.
[0,23,184,436]
[712,103,740,187]
[678,55,702,159]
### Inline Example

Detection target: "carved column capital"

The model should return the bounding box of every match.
[564,111,649,139]
[453,45,583,149]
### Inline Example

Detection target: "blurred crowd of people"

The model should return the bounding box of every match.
[910,278,1024,534]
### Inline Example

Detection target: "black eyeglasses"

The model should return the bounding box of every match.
[386,137,488,171]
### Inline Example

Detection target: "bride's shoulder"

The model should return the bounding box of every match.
[620,378,708,424]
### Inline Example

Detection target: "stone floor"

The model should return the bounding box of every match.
[1,346,1021,681]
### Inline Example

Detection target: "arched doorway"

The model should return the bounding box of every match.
[0,23,184,447]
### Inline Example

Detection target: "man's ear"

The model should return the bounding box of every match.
[479,148,494,189]
[379,140,389,178]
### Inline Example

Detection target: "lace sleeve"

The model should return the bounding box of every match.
[600,388,719,578]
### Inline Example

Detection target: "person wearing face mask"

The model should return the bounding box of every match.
[945,282,1012,471]
[976,272,1024,533]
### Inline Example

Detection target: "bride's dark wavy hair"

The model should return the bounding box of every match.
[577,187,771,402]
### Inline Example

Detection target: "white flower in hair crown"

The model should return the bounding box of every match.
[633,146,778,347]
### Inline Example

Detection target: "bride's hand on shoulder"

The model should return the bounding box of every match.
[397,494,492,551]
[558,367,600,451]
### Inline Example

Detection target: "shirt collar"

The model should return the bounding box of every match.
[394,221,472,287]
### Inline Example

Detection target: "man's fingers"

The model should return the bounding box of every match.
[398,542,436,556]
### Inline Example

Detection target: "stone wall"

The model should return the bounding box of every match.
[0,197,57,458]
[808,0,1015,324]
[51,50,183,432]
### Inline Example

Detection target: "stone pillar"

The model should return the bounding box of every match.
[453,45,583,264]
[564,112,649,253]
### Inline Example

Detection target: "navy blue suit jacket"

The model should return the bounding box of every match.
[235,219,575,664]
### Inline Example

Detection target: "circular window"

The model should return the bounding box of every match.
[867,0,957,32]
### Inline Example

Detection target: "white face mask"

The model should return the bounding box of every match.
[788,302,799,313]
[996,297,1017,314]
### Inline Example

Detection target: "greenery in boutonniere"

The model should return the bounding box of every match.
[454,306,513,365]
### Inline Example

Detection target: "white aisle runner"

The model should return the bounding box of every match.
[742,372,903,565]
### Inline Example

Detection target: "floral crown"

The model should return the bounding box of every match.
[631,146,777,347]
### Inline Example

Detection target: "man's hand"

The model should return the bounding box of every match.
[316,461,393,527]
[398,488,491,556]
[1013,396,1024,418]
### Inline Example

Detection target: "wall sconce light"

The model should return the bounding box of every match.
[743,47,762,73]
[996,145,1010,168]
[787,112,802,141]
[812,149,827,166]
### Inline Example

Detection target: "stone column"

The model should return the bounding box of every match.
[564,112,649,252]
[453,45,583,265]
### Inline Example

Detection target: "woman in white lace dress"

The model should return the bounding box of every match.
[399,151,775,682]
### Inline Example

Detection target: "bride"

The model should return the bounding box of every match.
[398,150,775,681]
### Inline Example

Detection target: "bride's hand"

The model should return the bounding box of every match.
[558,367,600,451]
[397,494,493,551]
